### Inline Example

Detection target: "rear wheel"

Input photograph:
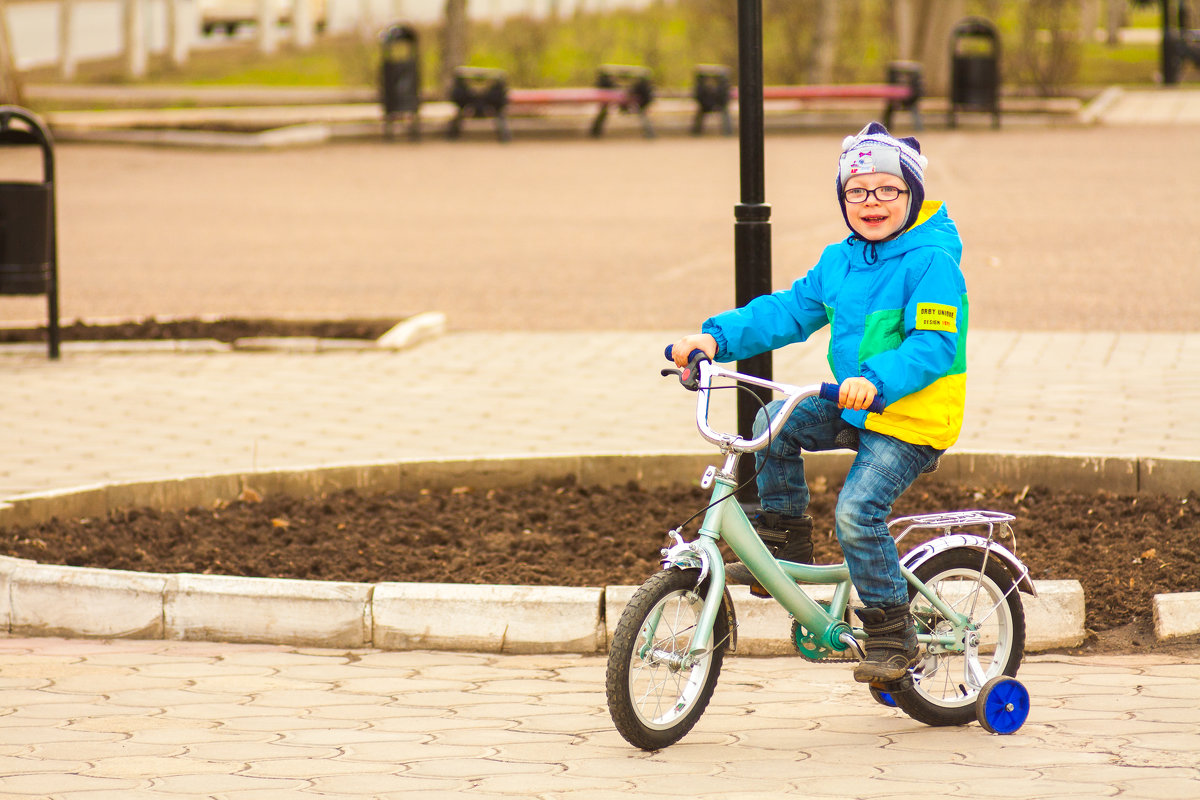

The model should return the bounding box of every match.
[892,549,1025,726]
[605,568,728,750]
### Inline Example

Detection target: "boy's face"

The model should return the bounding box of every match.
[843,173,910,242]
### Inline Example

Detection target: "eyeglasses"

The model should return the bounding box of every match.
[843,186,909,204]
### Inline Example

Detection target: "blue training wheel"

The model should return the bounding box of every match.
[976,676,1030,734]
[869,684,898,708]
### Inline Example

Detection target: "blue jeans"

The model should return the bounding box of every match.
[753,396,941,608]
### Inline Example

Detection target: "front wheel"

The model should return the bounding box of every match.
[892,549,1026,727]
[605,568,728,750]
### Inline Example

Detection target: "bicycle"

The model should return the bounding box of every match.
[605,348,1034,750]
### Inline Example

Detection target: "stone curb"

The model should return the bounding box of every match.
[1154,591,1200,640]
[41,94,1088,151]
[2,450,1196,650]
[1079,85,1124,125]
[0,311,449,356]
[0,553,1081,655]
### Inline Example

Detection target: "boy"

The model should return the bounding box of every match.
[670,122,967,683]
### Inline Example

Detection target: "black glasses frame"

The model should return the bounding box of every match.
[842,186,909,204]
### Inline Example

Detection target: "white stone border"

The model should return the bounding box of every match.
[0,554,1082,654]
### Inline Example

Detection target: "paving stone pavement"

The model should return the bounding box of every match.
[0,637,1197,799]
[2,329,1200,500]
[2,86,1199,797]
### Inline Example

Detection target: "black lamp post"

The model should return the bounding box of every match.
[734,0,772,495]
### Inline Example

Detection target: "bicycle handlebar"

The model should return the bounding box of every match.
[816,382,886,415]
[663,344,885,452]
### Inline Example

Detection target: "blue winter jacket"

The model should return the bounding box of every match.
[702,201,967,449]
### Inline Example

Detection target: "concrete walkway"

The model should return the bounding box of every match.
[2,328,1200,501]
[0,637,1197,799]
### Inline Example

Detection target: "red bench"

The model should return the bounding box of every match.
[448,65,655,142]
[692,61,924,135]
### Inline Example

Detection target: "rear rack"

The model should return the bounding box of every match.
[889,510,1015,531]
[889,509,1018,558]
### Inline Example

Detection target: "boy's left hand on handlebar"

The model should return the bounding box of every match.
[838,377,880,411]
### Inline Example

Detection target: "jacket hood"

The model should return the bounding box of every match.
[846,201,961,267]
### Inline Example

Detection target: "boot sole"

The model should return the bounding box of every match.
[853,656,917,684]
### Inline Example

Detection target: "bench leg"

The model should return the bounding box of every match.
[884,99,923,132]
[691,109,706,136]
[590,104,611,137]
[496,111,512,143]
[447,109,465,140]
[638,108,655,139]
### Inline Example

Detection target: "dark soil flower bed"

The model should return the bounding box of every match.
[4,479,1198,655]
[0,317,399,344]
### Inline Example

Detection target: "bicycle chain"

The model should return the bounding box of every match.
[791,618,857,663]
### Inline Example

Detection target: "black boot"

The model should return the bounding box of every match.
[853,604,919,683]
[725,512,813,598]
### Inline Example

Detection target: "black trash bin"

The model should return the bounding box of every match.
[1158,0,1200,85]
[949,17,1001,129]
[379,23,421,140]
[0,106,59,359]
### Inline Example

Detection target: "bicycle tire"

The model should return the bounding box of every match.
[605,568,728,750]
[892,549,1026,727]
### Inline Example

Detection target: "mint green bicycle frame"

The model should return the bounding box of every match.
[670,465,972,660]
[660,360,975,662]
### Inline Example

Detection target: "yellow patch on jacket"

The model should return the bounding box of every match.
[865,373,966,450]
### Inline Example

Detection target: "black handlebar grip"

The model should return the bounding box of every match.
[820,382,886,414]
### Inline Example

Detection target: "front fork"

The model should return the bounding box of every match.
[655,529,729,663]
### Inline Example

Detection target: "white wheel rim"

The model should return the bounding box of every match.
[910,567,1015,709]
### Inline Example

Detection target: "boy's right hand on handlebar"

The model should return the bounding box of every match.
[838,376,880,412]
[670,334,717,367]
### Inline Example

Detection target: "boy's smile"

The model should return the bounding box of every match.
[844,174,910,242]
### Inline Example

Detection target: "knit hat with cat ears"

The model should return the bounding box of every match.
[836,121,929,237]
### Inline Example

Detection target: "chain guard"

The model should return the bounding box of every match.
[791,619,855,663]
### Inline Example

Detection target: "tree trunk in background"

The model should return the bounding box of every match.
[895,0,916,61]
[912,0,964,97]
[123,0,147,78]
[257,0,278,55]
[808,0,838,83]
[440,0,468,94]
[293,0,315,49]
[1105,0,1125,45]
[1081,0,1100,43]
[0,0,24,105]
[59,0,77,79]
[166,0,189,67]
